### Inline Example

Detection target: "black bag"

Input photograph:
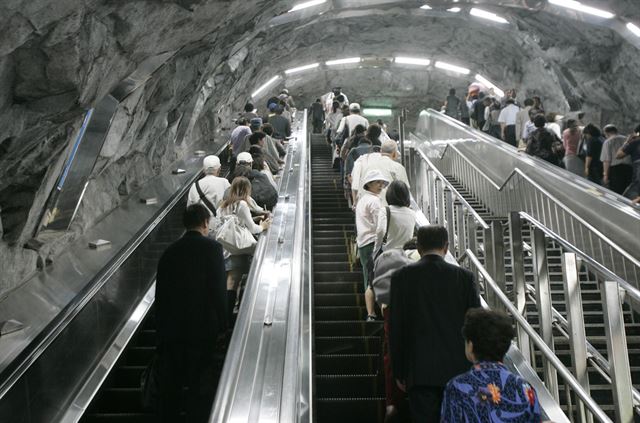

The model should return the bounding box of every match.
[334,122,350,147]
[140,354,160,411]
[195,180,217,217]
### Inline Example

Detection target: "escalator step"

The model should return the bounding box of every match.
[316,336,382,355]
[316,398,386,423]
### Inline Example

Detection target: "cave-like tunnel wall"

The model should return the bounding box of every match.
[0,0,639,297]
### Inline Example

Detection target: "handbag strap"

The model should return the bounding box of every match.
[195,180,217,217]
[382,206,391,246]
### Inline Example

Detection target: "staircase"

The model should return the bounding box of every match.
[311,134,386,422]
[446,174,640,420]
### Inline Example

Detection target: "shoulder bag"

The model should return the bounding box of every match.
[367,206,391,286]
[214,204,258,255]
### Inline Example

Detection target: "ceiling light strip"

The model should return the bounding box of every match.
[284,63,320,74]
[547,0,614,19]
[469,8,509,24]
[447,7,461,13]
[435,61,470,75]
[395,57,431,66]
[288,0,327,13]
[420,4,432,10]
[325,57,361,66]
[251,75,281,98]
[627,22,640,38]
[475,74,505,98]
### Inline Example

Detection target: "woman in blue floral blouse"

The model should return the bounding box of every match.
[441,308,541,422]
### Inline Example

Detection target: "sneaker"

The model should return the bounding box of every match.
[366,315,377,322]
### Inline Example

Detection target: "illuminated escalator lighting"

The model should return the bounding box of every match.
[447,7,461,13]
[363,108,393,117]
[475,74,505,98]
[326,57,361,66]
[420,4,432,10]
[289,0,327,12]
[284,63,320,74]
[395,57,431,66]
[469,8,509,24]
[435,61,470,75]
[627,22,640,37]
[251,75,281,98]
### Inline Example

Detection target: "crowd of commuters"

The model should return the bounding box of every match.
[443,88,640,203]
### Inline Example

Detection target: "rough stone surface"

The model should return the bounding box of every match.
[0,0,639,296]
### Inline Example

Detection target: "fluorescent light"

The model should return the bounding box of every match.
[325,57,361,66]
[288,0,327,12]
[469,8,508,24]
[251,75,280,98]
[362,108,393,117]
[475,74,505,98]
[420,4,432,10]
[435,61,470,75]
[284,63,319,74]
[447,7,461,12]
[627,22,640,37]
[395,57,431,66]
[548,0,614,19]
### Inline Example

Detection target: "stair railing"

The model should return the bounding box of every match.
[459,250,613,423]
[509,211,638,422]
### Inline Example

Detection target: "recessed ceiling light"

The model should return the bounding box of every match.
[288,0,327,13]
[475,74,505,98]
[363,108,393,117]
[627,22,640,37]
[435,61,470,75]
[547,0,614,19]
[395,57,431,66]
[469,8,509,24]
[284,63,320,74]
[325,57,361,66]
[251,76,281,98]
[447,7,461,13]
[420,4,432,10]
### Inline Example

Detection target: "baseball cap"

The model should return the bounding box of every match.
[202,155,221,169]
[237,152,253,163]
[349,102,360,112]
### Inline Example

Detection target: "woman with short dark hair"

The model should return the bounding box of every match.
[440,309,541,422]
[374,180,415,253]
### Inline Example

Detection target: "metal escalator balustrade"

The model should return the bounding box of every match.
[309,133,386,422]
[404,110,640,421]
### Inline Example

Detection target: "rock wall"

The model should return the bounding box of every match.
[1,0,639,298]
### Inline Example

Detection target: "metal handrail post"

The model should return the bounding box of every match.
[532,227,559,401]
[562,252,592,423]
[602,280,634,423]
[508,212,531,363]
[436,178,445,226]
[483,226,496,308]
[491,220,506,301]
[427,169,437,224]
[444,189,455,254]
[456,203,466,257]
[467,213,478,281]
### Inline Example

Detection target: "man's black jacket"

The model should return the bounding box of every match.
[156,231,227,345]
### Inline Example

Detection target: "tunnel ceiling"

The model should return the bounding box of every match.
[1,0,639,293]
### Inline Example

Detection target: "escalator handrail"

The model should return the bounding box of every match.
[0,149,220,400]
[459,250,613,423]
[414,147,490,230]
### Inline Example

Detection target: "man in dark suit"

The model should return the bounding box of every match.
[156,204,227,423]
[389,225,480,422]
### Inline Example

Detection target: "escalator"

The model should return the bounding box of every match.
[310,134,386,422]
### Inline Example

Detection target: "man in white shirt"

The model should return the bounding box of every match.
[516,99,534,146]
[497,98,520,147]
[336,103,369,138]
[352,140,410,204]
[187,155,230,229]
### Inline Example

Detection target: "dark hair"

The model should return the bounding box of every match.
[248,145,263,157]
[449,88,456,95]
[366,123,382,141]
[506,98,515,105]
[354,124,366,134]
[635,124,640,134]
[603,124,618,134]
[183,204,210,230]
[403,238,418,251]
[251,153,265,171]
[249,131,266,145]
[386,180,411,207]
[332,101,340,113]
[583,123,602,138]
[262,123,273,136]
[416,225,448,251]
[244,103,254,112]
[336,94,345,102]
[524,98,534,107]
[462,308,515,362]
[230,165,252,183]
[275,107,284,115]
[528,108,543,120]
[237,117,248,126]
[315,98,321,102]
[533,114,547,128]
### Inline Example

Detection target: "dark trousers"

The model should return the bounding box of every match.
[609,164,633,195]
[504,125,517,146]
[158,342,216,423]
[408,386,444,422]
[383,311,405,407]
[312,118,323,133]
[624,161,640,200]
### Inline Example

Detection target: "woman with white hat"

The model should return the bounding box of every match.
[356,169,390,321]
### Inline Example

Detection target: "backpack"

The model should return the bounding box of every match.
[249,172,278,210]
[371,249,412,305]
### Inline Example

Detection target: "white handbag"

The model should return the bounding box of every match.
[214,207,257,255]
